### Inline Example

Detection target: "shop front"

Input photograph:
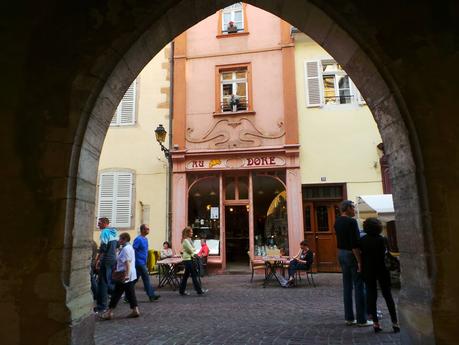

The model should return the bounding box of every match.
[171,149,303,271]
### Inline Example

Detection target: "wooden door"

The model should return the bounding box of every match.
[303,202,340,272]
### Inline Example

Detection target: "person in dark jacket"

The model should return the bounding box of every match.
[360,218,400,333]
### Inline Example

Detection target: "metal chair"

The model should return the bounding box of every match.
[248,251,266,282]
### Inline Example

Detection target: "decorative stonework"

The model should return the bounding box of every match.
[186,117,285,148]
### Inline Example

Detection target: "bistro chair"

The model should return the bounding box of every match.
[248,251,265,282]
[147,250,160,276]
[296,252,316,287]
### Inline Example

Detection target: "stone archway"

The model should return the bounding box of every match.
[5,1,459,345]
[70,1,430,344]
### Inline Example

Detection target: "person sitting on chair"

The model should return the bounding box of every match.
[160,241,173,259]
[197,238,209,277]
[287,240,313,285]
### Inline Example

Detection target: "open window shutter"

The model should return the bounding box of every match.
[351,80,366,105]
[114,172,133,228]
[305,61,323,107]
[98,173,115,222]
[120,81,136,125]
[110,80,136,126]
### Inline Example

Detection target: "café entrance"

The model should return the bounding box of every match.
[225,205,249,268]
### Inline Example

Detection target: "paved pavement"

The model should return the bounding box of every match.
[95,273,401,345]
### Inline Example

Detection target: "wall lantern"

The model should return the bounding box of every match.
[154,124,170,159]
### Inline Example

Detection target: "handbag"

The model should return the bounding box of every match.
[112,269,127,282]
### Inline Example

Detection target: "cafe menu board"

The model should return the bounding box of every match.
[210,207,219,219]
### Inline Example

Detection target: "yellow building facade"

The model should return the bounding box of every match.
[293,32,384,271]
[94,46,171,250]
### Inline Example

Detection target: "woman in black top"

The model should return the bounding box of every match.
[287,240,314,285]
[360,218,400,333]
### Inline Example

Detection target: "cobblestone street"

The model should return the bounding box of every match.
[95,273,401,345]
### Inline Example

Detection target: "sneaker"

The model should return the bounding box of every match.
[357,321,374,327]
[345,320,357,326]
[127,309,140,318]
[179,291,190,296]
[98,310,113,321]
[197,289,209,295]
[149,295,161,302]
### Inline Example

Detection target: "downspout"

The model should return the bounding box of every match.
[166,41,175,243]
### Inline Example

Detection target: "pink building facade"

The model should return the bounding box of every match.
[171,3,303,270]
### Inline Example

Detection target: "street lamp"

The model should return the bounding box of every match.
[154,124,170,159]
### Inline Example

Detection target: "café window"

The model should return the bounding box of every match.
[188,176,220,244]
[224,175,249,200]
[219,68,249,113]
[221,3,245,34]
[253,173,289,256]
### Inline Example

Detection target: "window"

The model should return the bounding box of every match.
[215,64,253,114]
[188,176,220,242]
[221,70,248,112]
[305,60,365,107]
[111,80,137,126]
[221,3,244,34]
[97,171,134,228]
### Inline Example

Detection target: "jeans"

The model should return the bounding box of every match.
[96,261,115,312]
[135,264,156,298]
[338,249,367,323]
[179,260,203,294]
[109,281,138,309]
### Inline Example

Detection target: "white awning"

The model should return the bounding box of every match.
[356,194,395,222]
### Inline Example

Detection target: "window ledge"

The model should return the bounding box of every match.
[213,110,256,117]
[216,32,249,39]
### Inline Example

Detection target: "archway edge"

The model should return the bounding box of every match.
[70,1,433,344]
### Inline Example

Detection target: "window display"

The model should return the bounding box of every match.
[252,173,289,256]
[188,175,220,242]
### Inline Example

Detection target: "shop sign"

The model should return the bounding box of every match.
[186,156,285,170]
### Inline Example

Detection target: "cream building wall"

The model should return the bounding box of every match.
[293,33,383,202]
[94,46,171,250]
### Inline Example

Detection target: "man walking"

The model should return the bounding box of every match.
[334,200,372,327]
[95,217,118,313]
[133,224,160,301]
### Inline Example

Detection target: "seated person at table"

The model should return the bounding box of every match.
[197,238,209,277]
[287,240,313,284]
[160,241,173,259]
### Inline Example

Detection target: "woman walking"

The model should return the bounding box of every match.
[179,227,207,296]
[360,218,400,333]
[100,232,140,319]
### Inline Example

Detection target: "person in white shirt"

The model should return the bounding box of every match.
[100,232,140,320]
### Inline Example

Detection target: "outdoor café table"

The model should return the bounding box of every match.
[157,257,183,290]
[262,256,290,288]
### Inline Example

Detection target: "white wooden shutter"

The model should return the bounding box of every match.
[110,80,136,126]
[114,172,133,227]
[97,171,133,227]
[98,173,115,221]
[305,60,323,107]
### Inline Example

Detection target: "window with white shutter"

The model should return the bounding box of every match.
[97,171,134,228]
[110,80,137,126]
[305,60,365,107]
[305,60,323,107]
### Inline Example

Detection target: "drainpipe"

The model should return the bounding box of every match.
[166,41,175,243]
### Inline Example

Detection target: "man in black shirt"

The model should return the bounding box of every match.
[334,200,372,327]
